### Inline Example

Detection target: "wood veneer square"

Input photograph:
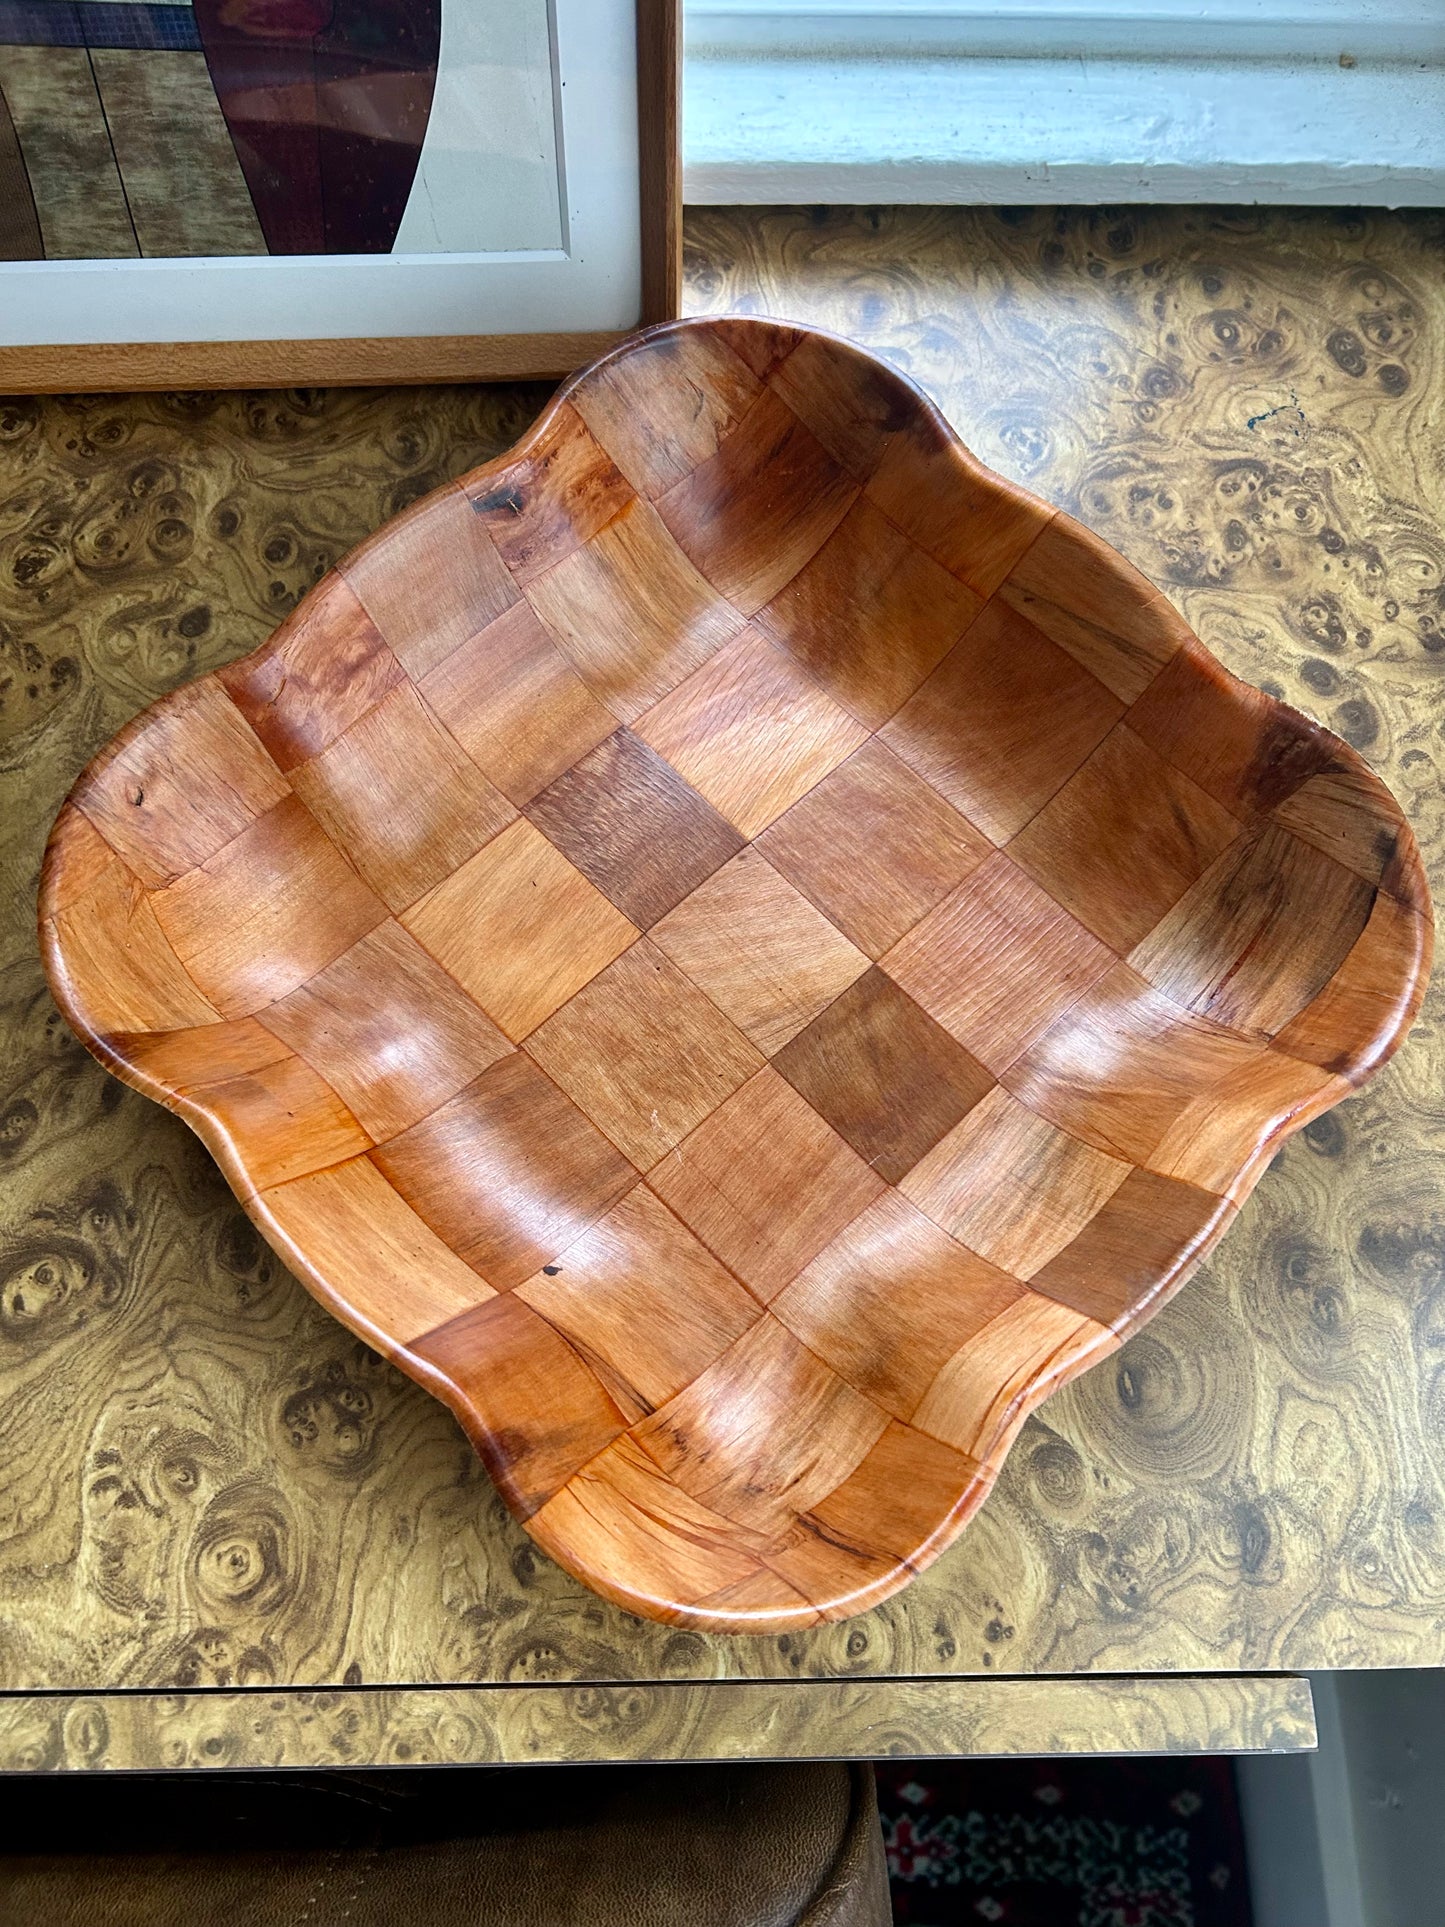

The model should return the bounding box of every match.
[112,1015,292,1095]
[655,387,858,614]
[998,512,1187,705]
[370,1051,636,1291]
[756,496,982,727]
[260,1155,495,1348]
[410,1291,628,1518]
[532,1434,770,1613]
[289,683,515,912]
[218,572,406,774]
[634,1315,889,1538]
[755,1506,899,1609]
[570,329,765,500]
[712,317,805,379]
[766,329,915,485]
[1125,641,1336,819]
[864,415,1054,599]
[882,852,1116,1075]
[757,741,994,958]
[772,1191,1024,1422]
[1001,962,1263,1167]
[1274,887,1430,1077]
[191,1051,371,1193]
[1008,724,1242,950]
[773,967,995,1184]
[525,495,744,723]
[911,1291,1113,1463]
[1128,823,1377,1039]
[40,803,122,918]
[692,1568,820,1622]
[417,600,617,809]
[635,628,869,839]
[463,402,634,584]
[900,1084,1131,1279]
[400,817,638,1042]
[882,597,1124,842]
[149,794,387,1020]
[74,679,289,888]
[260,920,511,1142]
[524,939,764,1170]
[650,847,869,1056]
[1028,1167,1232,1328]
[648,1067,886,1301]
[796,1420,983,1584]
[516,1188,761,1421]
[338,482,519,681]
[1272,765,1425,900]
[525,728,744,928]
[1145,1046,1344,1199]
[45,830,221,1034]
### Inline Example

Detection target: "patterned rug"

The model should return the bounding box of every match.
[876,1756,1251,1926]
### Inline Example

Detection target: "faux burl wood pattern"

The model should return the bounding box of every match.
[38,316,1431,1634]
[0,1674,1316,1772]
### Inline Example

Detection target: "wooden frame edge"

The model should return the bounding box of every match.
[0,331,634,395]
[0,0,681,395]
[639,0,684,324]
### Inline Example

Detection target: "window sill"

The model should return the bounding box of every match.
[683,50,1445,205]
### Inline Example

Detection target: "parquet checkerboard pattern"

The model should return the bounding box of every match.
[40,317,1432,1632]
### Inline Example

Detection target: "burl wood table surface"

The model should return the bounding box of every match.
[0,205,1439,1771]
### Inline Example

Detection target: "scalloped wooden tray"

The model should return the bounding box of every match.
[40,317,1432,1632]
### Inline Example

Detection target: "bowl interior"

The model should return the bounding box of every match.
[40,316,1432,1631]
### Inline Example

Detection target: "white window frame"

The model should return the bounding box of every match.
[684,1,1445,204]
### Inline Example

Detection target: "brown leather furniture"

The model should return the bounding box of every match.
[0,1759,891,1926]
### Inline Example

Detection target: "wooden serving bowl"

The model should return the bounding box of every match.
[40,317,1432,1633]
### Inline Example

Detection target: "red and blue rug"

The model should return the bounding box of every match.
[876,1756,1251,1926]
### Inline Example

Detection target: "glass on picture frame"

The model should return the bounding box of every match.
[0,0,679,388]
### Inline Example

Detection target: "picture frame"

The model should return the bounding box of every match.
[0,0,679,391]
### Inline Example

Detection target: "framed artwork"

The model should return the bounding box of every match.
[0,0,679,388]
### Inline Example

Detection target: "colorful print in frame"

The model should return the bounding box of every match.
[0,0,679,388]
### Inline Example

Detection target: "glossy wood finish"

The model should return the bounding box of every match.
[7,207,1445,1722]
[38,312,1430,1633]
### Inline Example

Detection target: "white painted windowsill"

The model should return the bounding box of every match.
[684,5,1445,205]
